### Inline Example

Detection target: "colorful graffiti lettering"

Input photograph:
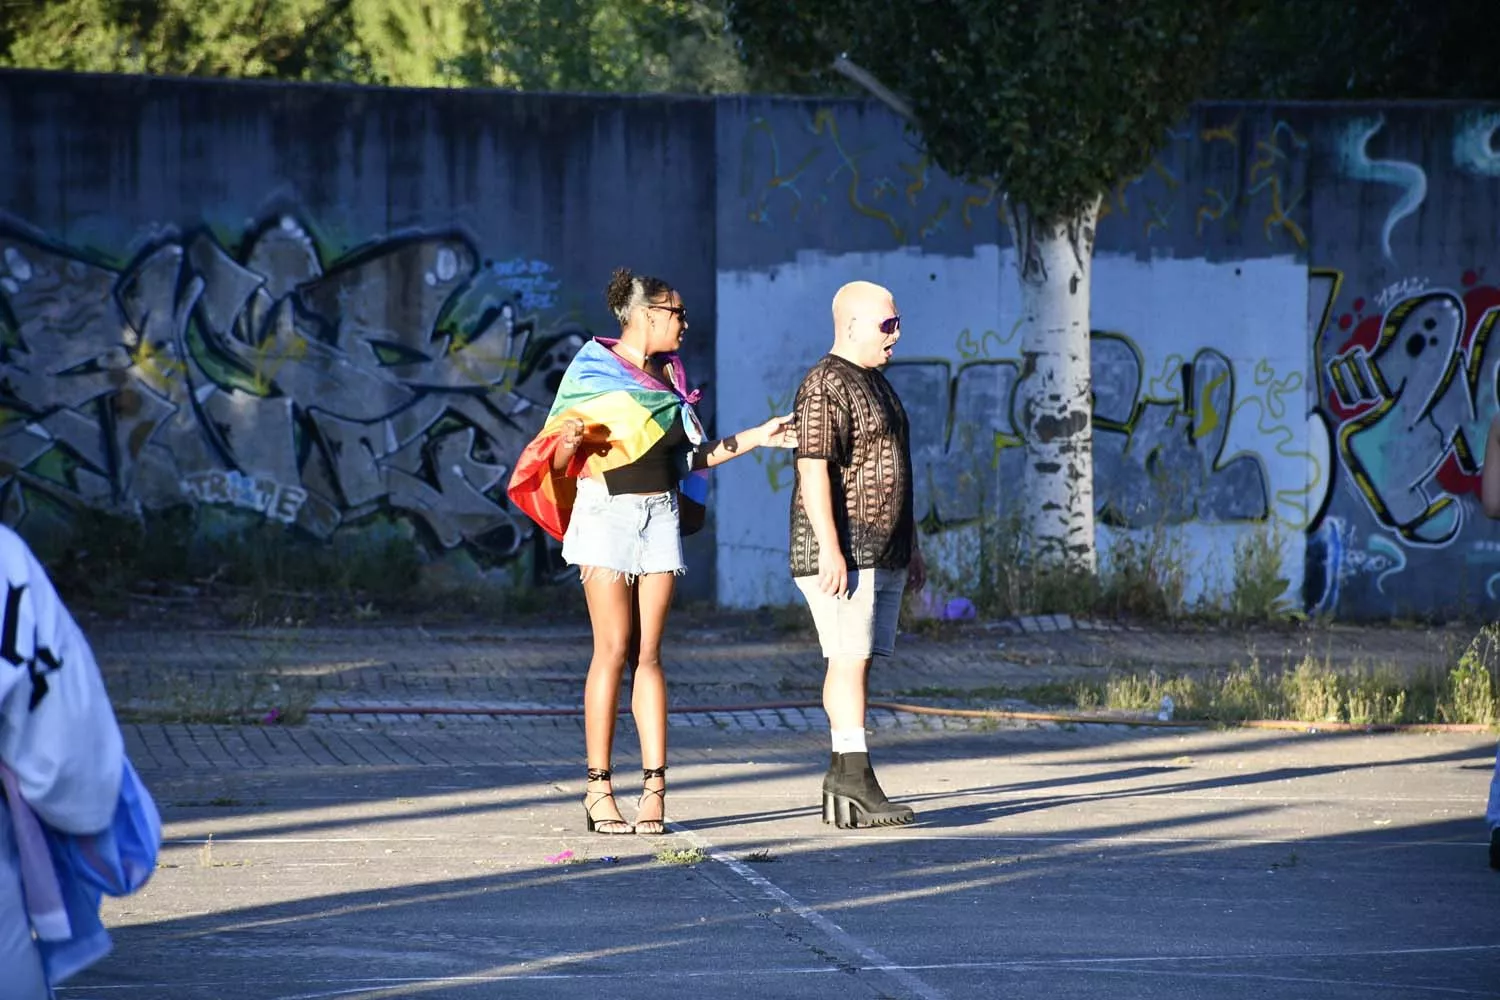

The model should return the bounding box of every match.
[0,215,585,556]
[887,332,1272,530]
[1321,270,1500,545]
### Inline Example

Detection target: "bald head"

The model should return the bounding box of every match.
[832,281,892,333]
[830,281,900,369]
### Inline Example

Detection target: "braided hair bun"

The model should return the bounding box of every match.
[606,267,636,318]
[605,267,674,326]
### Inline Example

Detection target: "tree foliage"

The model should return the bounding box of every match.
[0,0,752,93]
[1211,0,1500,101]
[729,0,1251,225]
[463,0,750,93]
[0,0,355,80]
[343,1,472,88]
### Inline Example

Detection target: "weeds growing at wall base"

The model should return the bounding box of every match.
[41,506,573,624]
[49,507,420,599]
[955,625,1500,727]
[919,503,1296,626]
[920,506,1189,622]
[118,669,317,726]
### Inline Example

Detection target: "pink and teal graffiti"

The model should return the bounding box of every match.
[1324,270,1500,545]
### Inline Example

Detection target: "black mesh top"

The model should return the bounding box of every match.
[789,354,914,577]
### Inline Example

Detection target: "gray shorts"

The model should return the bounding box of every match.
[562,476,685,581]
[794,567,906,659]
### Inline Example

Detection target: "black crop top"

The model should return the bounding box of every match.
[602,412,705,495]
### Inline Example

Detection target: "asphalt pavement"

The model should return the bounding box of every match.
[49,614,1500,999]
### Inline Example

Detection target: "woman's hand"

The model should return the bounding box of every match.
[695,415,798,470]
[551,417,586,473]
[757,414,798,450]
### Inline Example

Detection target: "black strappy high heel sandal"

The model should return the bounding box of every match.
[584,767,634,835]
[635,765,668,836]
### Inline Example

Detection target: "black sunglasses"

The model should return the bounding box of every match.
[650,305,687,322]
[879,315,901,335]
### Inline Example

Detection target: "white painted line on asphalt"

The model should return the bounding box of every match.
[667,820,951,1000]
[1031,964,1499,996]
[163,837,441,844]
[57,943,1500,996]
[888,941,1500,969]
[61,967,847,998]
[822,832,1492,848]
[263,967,843,999]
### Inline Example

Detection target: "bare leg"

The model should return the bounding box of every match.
[581,569,634,830]
[823,656,871,732]
[632,571,677,830]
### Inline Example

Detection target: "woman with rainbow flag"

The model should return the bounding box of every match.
[507,268,796,835]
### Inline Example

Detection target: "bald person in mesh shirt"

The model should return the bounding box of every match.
[789,280,926,828]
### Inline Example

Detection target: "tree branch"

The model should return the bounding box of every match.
[831,54,913,121]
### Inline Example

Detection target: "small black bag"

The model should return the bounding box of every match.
[678,491,706,536]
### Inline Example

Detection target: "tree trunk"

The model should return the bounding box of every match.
[1005,199,1100,574]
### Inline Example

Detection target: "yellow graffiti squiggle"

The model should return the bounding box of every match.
[809,110,904,241]
[1228,357,1322,529]
[1249,125,1309,248]
[743,116,823,225]
[1194,370,1230,440]
[962,178,998,228]
[1146,353,1187,400]
[1099,173,1138,222]
[1195,188,1230,235]
[1252,359,1302,421]
[955,322,1022,361]
[901,156,930,205]
[1194,120,1241,237]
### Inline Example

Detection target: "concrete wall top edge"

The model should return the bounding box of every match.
[13,69,1498,113]
[0,66,722,107]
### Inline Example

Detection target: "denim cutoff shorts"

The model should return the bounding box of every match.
[561,475,684,581]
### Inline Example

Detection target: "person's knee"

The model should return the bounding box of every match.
[825,656,872,684]
[630,652,666,680]
[631,626,666,668]
[589,634,632,669]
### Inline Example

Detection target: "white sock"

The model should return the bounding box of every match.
[830,728,867,754]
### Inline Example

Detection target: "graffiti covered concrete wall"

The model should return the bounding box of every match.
[0,71,720,593]
[714,98,1500,619]
[714,101,1315,610]
[6,71,1500,618]
[1305,108,1500,617]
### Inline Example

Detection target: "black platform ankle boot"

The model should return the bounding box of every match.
[821,751,915,829]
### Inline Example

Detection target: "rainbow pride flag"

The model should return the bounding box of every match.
[506,339,710,541]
